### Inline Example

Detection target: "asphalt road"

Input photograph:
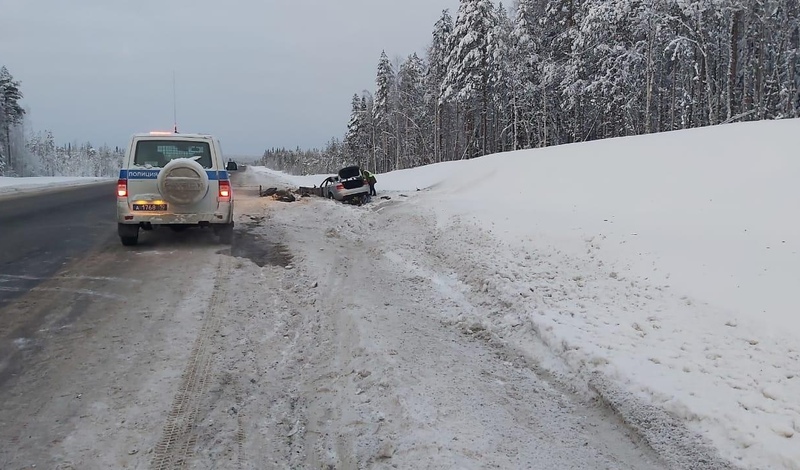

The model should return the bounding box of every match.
[0,173,260,469]
[0,183,118,304]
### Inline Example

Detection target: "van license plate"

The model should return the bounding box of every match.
[133,204,168,211]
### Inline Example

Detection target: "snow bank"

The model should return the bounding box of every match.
[408,119,800,469]
[256,118,800,469]
[0,176,111,196]
[252,163,457,192]
[432,119,800,327]
[251,168,326,188]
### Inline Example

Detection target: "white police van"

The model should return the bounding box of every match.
[116,132,235,246]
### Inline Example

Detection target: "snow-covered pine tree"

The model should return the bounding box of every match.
[0,66,26,174]
[373,51,396,172]
[345,93,364,166]
[320,137,344,174]
[397,53,429,168]
[572,0,647,138]
[427,9,455,163]
[489,2,512,153]
[358,94,375,172]
[737,0,800,121]
[40,130,56,176]
[509,0,541,149]
[444,0,498,158]
[538,0,584,145]
[0,99,5,175]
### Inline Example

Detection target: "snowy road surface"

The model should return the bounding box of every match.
[258,119,800,470]
[0,169,733,469]
[0,182,116,308]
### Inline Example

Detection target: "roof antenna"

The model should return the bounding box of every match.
[172,71,179,133]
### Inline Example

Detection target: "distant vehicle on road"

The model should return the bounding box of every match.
[116,132,235,246]
[321,166,370,205]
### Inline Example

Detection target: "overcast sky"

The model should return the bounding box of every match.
[0,0,461,155]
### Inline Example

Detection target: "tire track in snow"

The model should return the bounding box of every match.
[150,257,229,470]
[234,380,246,469]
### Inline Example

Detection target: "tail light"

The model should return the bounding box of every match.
[336,183,344,190]
[117,179,128,198]
[219,180,232,201]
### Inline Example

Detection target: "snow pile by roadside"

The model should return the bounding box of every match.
[254,164,457,193]
[253,168,325,188]
[255,118,800,469]
[0,176,111,196]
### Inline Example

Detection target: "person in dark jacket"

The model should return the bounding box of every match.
[362,169,377,196]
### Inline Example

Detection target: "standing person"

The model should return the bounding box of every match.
[362,169,377,196]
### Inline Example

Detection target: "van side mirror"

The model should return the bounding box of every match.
[226,161,238,171]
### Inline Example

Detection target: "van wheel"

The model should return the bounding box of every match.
[118,224,139,246]
[120,235,138,246]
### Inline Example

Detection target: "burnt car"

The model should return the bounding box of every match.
[321,165,370,204]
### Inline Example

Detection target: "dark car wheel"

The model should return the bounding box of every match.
[118,223,139,246]
[120,236,138,246]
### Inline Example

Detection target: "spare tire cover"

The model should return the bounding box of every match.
[157,158,210,205]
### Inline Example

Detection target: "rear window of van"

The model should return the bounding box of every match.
[134,140,213,169]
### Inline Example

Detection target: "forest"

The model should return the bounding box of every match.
[0,66,124,177]
[3,0,798,178]
[263,0,799,175]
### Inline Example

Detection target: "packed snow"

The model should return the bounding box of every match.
[0,176,110,197]
[0,182,670,469]
[254,118,800,470]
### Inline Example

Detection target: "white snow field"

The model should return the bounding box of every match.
[255,118,800,470]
